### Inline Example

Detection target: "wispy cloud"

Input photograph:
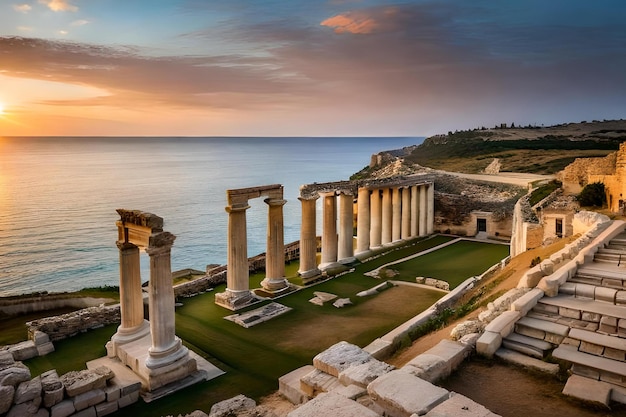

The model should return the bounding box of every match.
[71,20,89,27]
[38,0,78,12]
[320,7,398,34]
[12,4,32,13]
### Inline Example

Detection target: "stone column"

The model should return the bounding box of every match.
[338,191,355,263]
[320,191,338,269]
[215,202,253,309]
[111,242,149,347]
[262,197,288,292]
[392,187,402,242]
[401,187,411,240]
[298,196,320,279]
[370,189,382,249]
[419,184,427,236]
[427,183,435,234]
[381,188,392,245]
[410,185,419,237]
[145,232,188,369]
[356,187,371,255]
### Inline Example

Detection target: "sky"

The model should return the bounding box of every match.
[0,0,625,137]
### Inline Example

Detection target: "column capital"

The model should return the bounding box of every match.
[264,197,287,207]
[318,190,337,198]
[298,195,319,202]
[146,231,176,255]
[116,241,138,251]
[225,204,250,213]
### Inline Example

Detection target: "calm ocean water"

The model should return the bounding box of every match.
[0,136,423,297]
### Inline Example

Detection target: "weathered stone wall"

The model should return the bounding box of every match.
[558,153,616,194]
[26,305,121,342]
[0,295,114,316]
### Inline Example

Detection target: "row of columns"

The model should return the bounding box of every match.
[298,182,434,278]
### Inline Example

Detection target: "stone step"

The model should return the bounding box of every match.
[494,348,559,375]
[300,369,343,397]
[538,294,626,319]
[605,245,626,253]
[568,328,626,360]
[577,267,626,280]
[502,332,554,359]
[553,344,626,383]
[562,374,612,408]
[595,252,624,261]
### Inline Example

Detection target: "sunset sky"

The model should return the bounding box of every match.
[0,0,625,137]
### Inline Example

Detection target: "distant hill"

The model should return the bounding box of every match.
[404,120,626,174]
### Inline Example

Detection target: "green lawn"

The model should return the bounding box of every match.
[21,235,507,416]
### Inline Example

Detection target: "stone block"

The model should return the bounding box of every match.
[15,376,42,404]
[95,400,118,417]
[363,338,394,361]
[403,354,448,383]
[521,266,544,288]
[603,278,624,290]
[7,401,40,417]
[600,371,626,388]
[617,291,626,306]
[208,394,256,417]
[367,369,449,417]
[8,341,38,361]
[562,375,611,408]
[571,363,600,380]
[599,316,618,334]
[300,369,341,397]
[476,332,501,358]
[36,342,55,357]
[544,333,565,345]
[423,392,495,417]
[595,287,617,303]
[579,341,604,356]
[278,365,313,405]
[510,288,544,315]
[103,385,120,403]
[73,388,105,411]
[117,391,139,408]
[484,311,521,338]
[0,351,15,369]
[0,385,14,414]
[338,359,394,388]
[539,260,554,275]
[537,275,560,297]
[287,392,379,417]
[581,311,601,322]
[604,347,626,361]
[313,342,371,377]
[458,333,481,348]
[32,331,49,345]
[51,399,75,417]
[425,340,470,373]
[559,282,576,296]
[0,364,31,387]
[332,384,366,400]
[61,370,107,397]
[559,307,581,320]
[74,406,96,417]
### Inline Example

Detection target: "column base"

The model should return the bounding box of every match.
[146,337,188,369]
[107,320,151,357]
[214,289,256,311]
[260,277,289,292]
[338,256,357,265]
[298,267,321,279]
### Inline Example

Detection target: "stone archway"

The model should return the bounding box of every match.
[214,185,289,310]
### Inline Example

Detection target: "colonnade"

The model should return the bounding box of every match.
[214,185,289,310]
[298,181,434,279]
[107,209,196,391]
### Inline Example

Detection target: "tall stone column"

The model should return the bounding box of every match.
[145,232,188,369]
[410,185,419,237]
[338,191,355,263]
[370,189,382,249]
[215,202,253,309]
[111,242,149,348]
[320,191,338,269]
[356,187,371,255]
[262,197,288,292]
[401,187,411,240]
[392,187,402,242]
[419,184,427,236]
[298,196,320,279]
[427,183,435,234]
[381,188,392,245]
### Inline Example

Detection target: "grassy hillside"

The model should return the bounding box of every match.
[405,120,626,174]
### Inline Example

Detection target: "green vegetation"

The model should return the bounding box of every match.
[15,235,508,417]
[578,182,607,208]
[528,180,561,206]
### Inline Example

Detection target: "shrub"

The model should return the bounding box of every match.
[578,182,606,207]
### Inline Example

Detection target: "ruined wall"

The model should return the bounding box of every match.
[26,305,121,342]
[558,153,616,194]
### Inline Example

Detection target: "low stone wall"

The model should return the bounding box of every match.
[26,305,121,343]
[0,295,115,316]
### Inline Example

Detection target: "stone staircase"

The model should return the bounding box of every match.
[497,231,626,406]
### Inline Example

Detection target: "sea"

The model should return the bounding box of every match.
[0,136,424,297]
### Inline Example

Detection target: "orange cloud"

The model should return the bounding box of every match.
[38,0,78,12]
[13,4,32,13]
[320,14,378,34]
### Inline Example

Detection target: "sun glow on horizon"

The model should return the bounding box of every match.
[0,103,5,115]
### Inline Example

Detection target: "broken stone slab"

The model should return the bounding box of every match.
[287,392,379,417]
[510,288,544,316]
[425,340,470,374]
[484,311,521,338]
[476,331,502,358]
[14,376,41,404]
[208,394,256,417]
[403,354,448,383]
[562,374,611,409]
[368,369,450,417]
[338,359,394,387]
[313,292,338,303]
[300,369,342,397]
[8,341,38,361]
[313,341,372,377]
[308,297,324,306]
[279,365,314,405]
[0,385,14,414]
[60,369,108,397]
[331,384,366,400]
[423,392,500,417]
[333,298,352,308]
[494,348,559,375]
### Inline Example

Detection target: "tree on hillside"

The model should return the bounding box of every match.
[578,182,606,207]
